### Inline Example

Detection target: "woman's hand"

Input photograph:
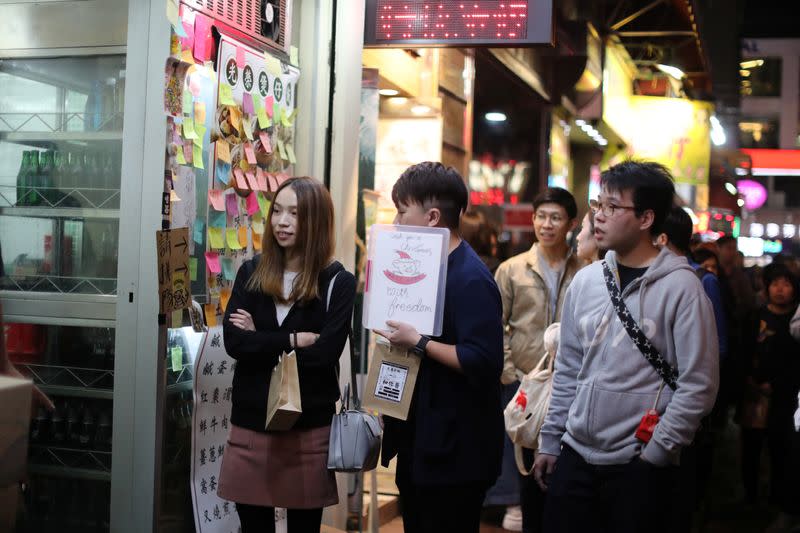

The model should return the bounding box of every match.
[294,332,320,349]
[229,309,256,331]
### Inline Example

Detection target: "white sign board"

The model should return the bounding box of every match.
[364,225,449,336]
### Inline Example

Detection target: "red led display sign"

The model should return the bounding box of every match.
[364,0,553,47]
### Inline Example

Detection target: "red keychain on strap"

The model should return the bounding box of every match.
[635,382,665,443]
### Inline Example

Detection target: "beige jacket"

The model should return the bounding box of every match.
[494,243,581,384]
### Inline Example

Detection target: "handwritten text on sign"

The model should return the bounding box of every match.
[156,227,192,314]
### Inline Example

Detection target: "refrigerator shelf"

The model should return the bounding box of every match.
[28,464,112,482]
[0,130,123,146]
[0,111,123,143]
[0,205,120,220]
[18,362,114,394]
[1,274,117,295]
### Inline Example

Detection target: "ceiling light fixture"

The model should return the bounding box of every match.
[655,64,685,80]
[379,89,400,97]
[388,96,408,105]
[411,105,431,115]
[485,111,507,122]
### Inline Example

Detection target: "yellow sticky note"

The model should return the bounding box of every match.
[252,232,262,251]
[208,227,224,249]
[290,46,299,66]
[194,101,206,123]
[193,124,206,147]
[286,107,298,125]
[219,83,235,106]
[252,220,265,235]
[281,110,291,127]
[238,226,248,248]
[170,189,181,202]
[265,53,282,76]
[170,346,183,372]
[192,143,204,169]
[189,257,198,280]
[229,106,242,132]
[220,288,232,313]
[276,139,288,161]
[176,145,187,165]
[216,139,231,163]
[286,144,296,164]
[180,49,195,65]
[257,192,271,217]
[183,118,198,140]
[254,97,270,128]
[243,118,254,141]
[166,0,179,27]
[204,303,218,327]
[226,228,243,249]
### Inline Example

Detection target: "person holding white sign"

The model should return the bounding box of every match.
[375,162,505,533]
[217,177,356,533]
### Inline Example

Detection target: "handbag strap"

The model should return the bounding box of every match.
[601,260,677,390]
[327,272,361,410]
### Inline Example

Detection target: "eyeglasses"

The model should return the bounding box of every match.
[589,199,637,218]
[534,212,566,225]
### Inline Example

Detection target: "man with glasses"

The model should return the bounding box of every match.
[533,161,719,533]
[493,187,581,532]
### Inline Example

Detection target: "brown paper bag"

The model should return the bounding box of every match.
[362,341,421,421]
[265,351,302,431]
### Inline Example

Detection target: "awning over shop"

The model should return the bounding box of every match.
[741,149,800,176]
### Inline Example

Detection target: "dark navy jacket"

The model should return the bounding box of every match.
[381,240,505,485]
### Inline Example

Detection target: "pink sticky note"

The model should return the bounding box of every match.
[244,143,257,165]
[256,168,268,191]
[234,168,248,190]
[246,191,259,215]
[208,189,225,211]
[236,46,246,68]
[225,191,239,216]
[268,173,279,192]
[189,74,203,97]
[193,14,213,63]
[265,96,274,117]
[245,171,258,191]
[242,92,254,115]
[259,131,272,153]
[178,5,195,51]
[205,251,221,274]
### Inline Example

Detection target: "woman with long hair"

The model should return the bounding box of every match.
[574,209,605,264]
[217,177,356,533]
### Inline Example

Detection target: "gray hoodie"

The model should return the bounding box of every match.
[539,248,720,466]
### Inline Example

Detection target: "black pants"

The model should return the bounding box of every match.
[741,415,799,511]
[397,479,489,533]
[236,503,323,533]
[519,447,546,533]
[543,445,675,533]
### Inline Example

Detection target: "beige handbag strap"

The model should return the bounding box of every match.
[514,444,535,476]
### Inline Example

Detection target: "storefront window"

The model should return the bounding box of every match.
[739,118,779,149]
[740,57,781,97]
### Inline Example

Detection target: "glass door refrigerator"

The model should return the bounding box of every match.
[0,2,128,531]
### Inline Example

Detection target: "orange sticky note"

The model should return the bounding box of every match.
[204,303,218,327]
[228,105,242,132]
[194,101,206,123]
[220,288,232,313]
[216,139,231,163]
[180,49,195,65]
[209,189,225,211]
[238,226,248,247]
[252,232,262,251]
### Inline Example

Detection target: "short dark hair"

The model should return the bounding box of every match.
[763,262,798,302]
[600,160,675,236]
[716,235,736,248]
[660,205,693,254]
[533,187,577,220]
[392,162,468,230]
[692,248,720,267]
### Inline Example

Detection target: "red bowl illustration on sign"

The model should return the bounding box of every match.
[383,270,427,285]
[384,250,426,285]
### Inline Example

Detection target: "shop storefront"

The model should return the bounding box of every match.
[1,1,365,532]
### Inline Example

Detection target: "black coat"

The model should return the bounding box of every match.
[223,258,356,431]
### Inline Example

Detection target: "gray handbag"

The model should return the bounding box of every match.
[327,328,383,473]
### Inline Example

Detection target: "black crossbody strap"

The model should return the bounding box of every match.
[601,261,677,390]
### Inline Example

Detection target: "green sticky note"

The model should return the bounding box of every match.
[208,227,224,249]
[219,83,235,106]
[290,46,299,66]
[208,210,227,228]
[176,145,187,165]
[193,144,204,169]
[255,97,270,128]
[171,346,183,372]
[183,118,198,140]
[182,90,193,116]
[257,192,271,217]
[193,220,205,244]
[286,143,296,164]
[273,102,281,124]
[221,257,235,281]
[189,257,198,281]
[194,124,207,147]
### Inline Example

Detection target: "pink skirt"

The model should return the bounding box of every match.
[217,424,339,509]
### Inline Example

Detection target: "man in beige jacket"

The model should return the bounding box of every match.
[493,187,581,533]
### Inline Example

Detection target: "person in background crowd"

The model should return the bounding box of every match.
[739,263,800,532]
[534,161,719,533]
[656,205,728,531]
[377,162,505,533]
[218,177,356,533]
[461,209,501,274]
[494,187,581,533]
[575,208,606,264]
[692,248,720,277]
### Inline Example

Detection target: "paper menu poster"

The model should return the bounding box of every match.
[364,225,450,336]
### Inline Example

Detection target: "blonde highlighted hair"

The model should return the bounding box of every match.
[246,177,335,303]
